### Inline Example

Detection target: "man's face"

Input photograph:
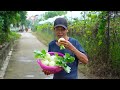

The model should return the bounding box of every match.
[54,26,68,39]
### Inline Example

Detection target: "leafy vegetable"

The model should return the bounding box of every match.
[34,49,46,59]
[33,49,75,73]
[58,37,65,50]
[64,53,75,63]
[60,45,65,50]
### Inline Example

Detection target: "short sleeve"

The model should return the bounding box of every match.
[48,43,51,52]
[75,40,87,56]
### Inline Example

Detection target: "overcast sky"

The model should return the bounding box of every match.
[27,11,83,18]
[27,11,87,24]
[27,11,47,17]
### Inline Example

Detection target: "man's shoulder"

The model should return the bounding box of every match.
[49,40,56,45]
[70,37,77,41]
[69,37,79,43]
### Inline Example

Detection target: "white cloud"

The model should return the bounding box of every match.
[27,11,90,24]
[38,11,85,24]
[27,11,47,18]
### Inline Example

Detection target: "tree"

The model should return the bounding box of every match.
[43,11,67,20]
[0,11,27,44]
[19,11,27,30]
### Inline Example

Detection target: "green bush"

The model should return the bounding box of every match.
[33,11,120,78]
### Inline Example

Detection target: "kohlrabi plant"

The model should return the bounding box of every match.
[33,49,75,73]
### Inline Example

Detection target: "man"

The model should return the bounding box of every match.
[43,17,88,79]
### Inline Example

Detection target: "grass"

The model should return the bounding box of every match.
[32,31,53,46]
[32,31,96,78]
[32,31,120,79]
[78,64,90,75]
[32,31,95,77]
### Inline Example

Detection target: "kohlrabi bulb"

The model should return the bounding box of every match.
[42,60,49,66]
[58,37,65,43]
[58,38,66,50]
[49,61,56,66]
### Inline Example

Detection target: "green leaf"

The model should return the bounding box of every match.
[33,49,75,73]
[64,53,75,63]
[41,49,46,54]
[98,40,102,46]
[33,49,46,59]
[64,53,70,57]
[60,45,65,50]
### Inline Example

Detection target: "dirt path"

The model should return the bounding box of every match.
[4,32,53,79]
[4,32,91,79]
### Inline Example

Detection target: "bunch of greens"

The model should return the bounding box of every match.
[60,44,65,50]
[34,49,75,73]
[58,37,66,50]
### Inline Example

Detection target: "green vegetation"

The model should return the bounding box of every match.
[33,11,120,78]
[1,11,119,78]
[43,11,67,20]
[0,11,27,46]
[34,49,75,73]
[32,22,54,46]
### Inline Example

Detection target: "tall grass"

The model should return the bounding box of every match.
[32,13,120,78]
[32,30,54,46]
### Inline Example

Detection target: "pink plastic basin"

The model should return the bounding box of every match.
[37,52,64,74]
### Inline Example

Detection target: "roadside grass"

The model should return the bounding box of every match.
[32,31,53,46]
[32,31,120,79]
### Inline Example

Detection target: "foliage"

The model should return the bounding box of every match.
[43,11,67,20]
[0,11,27,45]
[34,49,75,73]
[8,31,21,41]
[34,11,120,78]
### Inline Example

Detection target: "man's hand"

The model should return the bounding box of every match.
[42,70,53,75]
[57,40,75,51]
[57,39,88,64]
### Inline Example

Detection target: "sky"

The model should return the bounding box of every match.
[27,11,47,17]
[27,11,88,24]
[27,11,82,18]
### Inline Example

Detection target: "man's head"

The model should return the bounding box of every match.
[54,17,68,30]
[54,17,68,39]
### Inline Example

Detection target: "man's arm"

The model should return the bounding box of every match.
[70,46,88,64]
[59,40,88,64]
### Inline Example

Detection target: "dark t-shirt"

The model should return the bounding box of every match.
[48,37,86,79]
